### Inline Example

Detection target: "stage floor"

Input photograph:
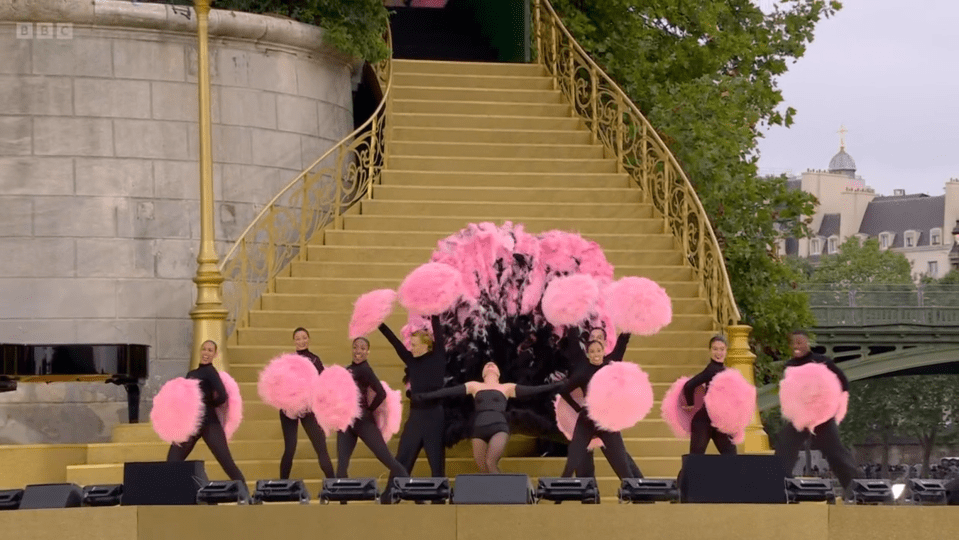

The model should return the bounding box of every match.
[5,503,959,540]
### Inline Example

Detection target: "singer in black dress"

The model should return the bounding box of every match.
[278,327,336,479]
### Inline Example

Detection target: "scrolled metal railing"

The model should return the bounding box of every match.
[532,0,740,328]
[219,37,392,336]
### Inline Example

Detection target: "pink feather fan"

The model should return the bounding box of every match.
[216,372,243,441]
[779,362,843,433]
[350,289,397,339]
[257,353,320,418]
[554,389,603,449]
[370,381,403,443]
[703,368,756,443]
[398,262,466,316]
[603,277,673,335]
[541,274,600,327]
[660,376,705,439]
[585,362,654,432]
[312,364,362,433]
[151,377,204,444]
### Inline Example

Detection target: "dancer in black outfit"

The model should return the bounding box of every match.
[412,361,563,473]
[562,327,643,478]
[378,317,446,501]
[278,327,336,479]
[682,335,737,455]
[336,337,410,479]
[167,340,247,490]
[560,340,640,480]
[774,330,858,491]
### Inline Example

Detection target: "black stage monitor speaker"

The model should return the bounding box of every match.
[320,478,379,504]
[452,474,534,505]
[535,477,599,504]
[20,483,83,509]
[680,454,786,504]
[391,477,450,504]
[122,461,208,506]
[0,489,24,510]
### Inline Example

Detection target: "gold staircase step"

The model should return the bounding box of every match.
[393,72,555,90]
[391,127,591,145]
[359,200,652,219]
[390,141,602,160]
[321,230,678,251]
[380,170,629,189]
[393,86,565,104]
[341,216,663,236]
[372,185,635,203]
[391,112,583,131]
[392,59,546,77]
[392,100,571,117]
[388,156,617,174]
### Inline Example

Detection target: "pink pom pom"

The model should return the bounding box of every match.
[835,391,849,424]
[659,377,705,439]
[541,274,599,327]
[151,377,204,444]
[604,277,673,335]
[216,372,243,441]
[779,363,843,433]
[585,362,654,432]
[312,364,362,433]
[398,262,466,316]
[370,381,403,443]
[350,289,397,339]
[257,353,320,418]
[703,368,756,438]
[553,389,603,449]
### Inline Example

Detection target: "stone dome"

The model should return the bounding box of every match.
[828,148,857,177]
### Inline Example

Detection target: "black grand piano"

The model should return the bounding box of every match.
[0,343,148,423]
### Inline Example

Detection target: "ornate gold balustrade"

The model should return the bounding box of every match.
[532,0,740,329]
[219,46,392,336]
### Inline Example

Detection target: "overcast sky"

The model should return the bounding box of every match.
[755,0,959,197]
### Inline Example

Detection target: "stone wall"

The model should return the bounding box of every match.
[0,0,356,443]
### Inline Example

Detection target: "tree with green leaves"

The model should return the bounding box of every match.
[549,0,840,373]
[899,375,959,477]
[839,377,905,478]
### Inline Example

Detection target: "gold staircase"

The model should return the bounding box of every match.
[65,58,725,498]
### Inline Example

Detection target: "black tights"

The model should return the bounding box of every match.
[775,419,858,490]
[279,411,335,479]
[689,408,737,455]
[562,413,637,479]
[472,432,510,473]
[576,449,644,478]
[166,415,246,483]
[336,415,409,478]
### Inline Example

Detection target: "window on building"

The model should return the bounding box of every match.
[931,228,942,245]
[929,260,939,276]
[827,236,838,254]
[879,233,891,249]
[810,238,821,255]
[905,235,914,248]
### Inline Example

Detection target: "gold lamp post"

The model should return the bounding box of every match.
[725,325,770,452]
[189,0,228,372]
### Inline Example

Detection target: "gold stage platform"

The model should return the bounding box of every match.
[4,504,959,540]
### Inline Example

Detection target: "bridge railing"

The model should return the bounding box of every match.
[800,284,959,308]
[812,306,959,326]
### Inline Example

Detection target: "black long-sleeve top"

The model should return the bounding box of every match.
[558,358,608,413]
[186,363,227,410]
[347,360,387,413]
[560,327,631,365]
[785,351,850,392]
[296,348,324,375]
[682,360,725,406]
[379,316,446,406]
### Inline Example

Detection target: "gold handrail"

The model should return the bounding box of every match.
[218,33,393,336]
[533,0,740,328]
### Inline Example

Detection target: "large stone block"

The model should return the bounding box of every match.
[116,198,192,239]
[74,78,151,119]
[221,164,282,204]
[75,157,154,197]
[154,160,199,200]
[186,124,253,165]
[300,135,335,170]
[114,38,186,82]
[0,157,74,195]
[213,48,249,87]
[114,119,189,159]
[153,238,197,279]
[34,196,119,238]
[0,400,122,443]
[74,317,157,346]
[32,37,114,77]
[151,81,221,123]
[116,278,193,319]
[0,34,31,75]
[295,58,349,104]
[216,201,258,243]
[0,319,78,342]
[0,278,117,318]
[76,238,156,278]
[250,128,301,170]
[317,103,353,141]
[144,358,191,398]
[277,94,320,136]
[0,116,32,156]
[219,86,277,129]
[155,317,193,361]
[0,237,75,277]
[247,50,299,95]
[34,117,114,157]
[0,196,34,236]
[0,75,73,115]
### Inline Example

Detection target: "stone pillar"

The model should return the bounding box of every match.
[725,324,771,452]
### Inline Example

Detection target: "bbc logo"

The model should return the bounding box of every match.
[16,23,74,40]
